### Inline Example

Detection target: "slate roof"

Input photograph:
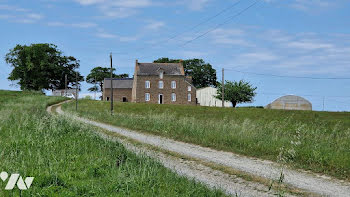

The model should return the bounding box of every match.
[137,63,184,76]
[104,78,133,89]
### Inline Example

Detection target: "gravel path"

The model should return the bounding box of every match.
[95,131,283,197]
[51,102,350,197]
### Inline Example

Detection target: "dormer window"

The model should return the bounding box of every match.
[159,71,164,79]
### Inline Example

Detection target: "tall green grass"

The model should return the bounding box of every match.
[63,100,350,181]
[0,91,225,196]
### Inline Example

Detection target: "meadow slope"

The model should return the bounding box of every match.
[63,100,350,181]
[0,91,224,196]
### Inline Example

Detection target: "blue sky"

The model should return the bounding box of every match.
[1,0,350,111]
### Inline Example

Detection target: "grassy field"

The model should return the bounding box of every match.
[0,90,225,196]
[63,100,350,181]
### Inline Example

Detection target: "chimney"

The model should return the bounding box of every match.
[135,59,138,65]
[179,59,185,75]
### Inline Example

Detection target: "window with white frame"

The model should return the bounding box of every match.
[145,81,150,89]
[188,86,191,92]
[159,81,163,89]
[187,93,191,102]
[171,93,176,102]
[145,93,150,101]
[159,72,164,79]
[171,81,176,89]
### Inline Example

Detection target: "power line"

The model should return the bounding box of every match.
[110,0,244,56]
[181,0,261,46]
[116,0,261,61]
[224,68,350,80]
[258,92,350,98]
[166,0,243,42]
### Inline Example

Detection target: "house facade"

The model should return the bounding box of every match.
[103,60,196,105]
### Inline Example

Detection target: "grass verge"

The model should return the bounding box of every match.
[0,90,225,196]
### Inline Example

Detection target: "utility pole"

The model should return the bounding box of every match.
[75,72,78,111]
[222,68,225,108]
[323,96,325,111]
[65,74,67,97]
[94,77,97,100]
[110,52,114,115]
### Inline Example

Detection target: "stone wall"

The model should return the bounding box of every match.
[103,88,132,102]
[134,75,196,105]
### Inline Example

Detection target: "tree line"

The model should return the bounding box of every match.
[5,44,256,107]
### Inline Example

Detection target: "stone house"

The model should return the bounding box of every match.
[103,60,196,105]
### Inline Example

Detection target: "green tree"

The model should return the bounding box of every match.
[154,58,217,88]
[5,43,84,91]
[86,66,129,92]
[216,80,257,108]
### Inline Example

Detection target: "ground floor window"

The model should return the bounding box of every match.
[187,94,191,102]
[171,93,176,102]
[145,93,150,101]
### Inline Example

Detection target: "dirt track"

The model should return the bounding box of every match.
[49,101,350,197]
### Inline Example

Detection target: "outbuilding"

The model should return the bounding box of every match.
[265,95,312,111]
[196,87,232,107]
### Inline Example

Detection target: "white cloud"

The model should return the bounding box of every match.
[0,4,43,23]
[101,7,138,18]
[145,20,165,30]
[0,4,30,12]
[48,22,97,28]
[0,13,44,24]
[96,32,117,38]
[110,0,152,8]
[74,0,105,6]
[96,30,139,42]
[286,40,333,50]
[291,0,332,10]
[210,28,252,47]
[264,0,334,11]
[228,28,350,76]
[0,14,12,19]
[73,22,97,28]
[179,51,207,59]
[27,13,43,20]
[74,0,154,18]
[239,52,279,61]
[263,30,292,42]
[186,0,210,11]
[212,28,244,37]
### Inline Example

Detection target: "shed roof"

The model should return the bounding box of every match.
[272,95,311,105]
[104,78,133,89]
[136,62,184,76]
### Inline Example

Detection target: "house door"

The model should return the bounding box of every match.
[158,94,163,104]
[123,97,127,102]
